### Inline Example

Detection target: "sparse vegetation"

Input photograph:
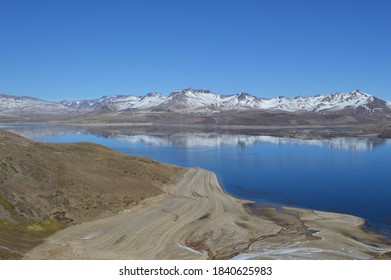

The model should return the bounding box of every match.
[376,251,391,259]
[0,196,14,213]
[26,219,64,233]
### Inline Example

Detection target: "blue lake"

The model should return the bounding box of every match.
[3,125,391,237]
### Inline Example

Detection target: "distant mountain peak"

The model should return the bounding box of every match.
[171,88,213,95]
[145,92,162,97]
[351,89,371,97]
[236,92,250,96]
[330,90,370,98]
[353,89,368,94]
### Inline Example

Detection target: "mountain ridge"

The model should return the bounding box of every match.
[2,88,390,114]
[1,89,391,126]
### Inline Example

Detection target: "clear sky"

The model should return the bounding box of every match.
[0,0,390,101]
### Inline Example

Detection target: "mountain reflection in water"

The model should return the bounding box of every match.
[3,125,390,151]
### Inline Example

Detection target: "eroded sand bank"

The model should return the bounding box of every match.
[25,168,390,259]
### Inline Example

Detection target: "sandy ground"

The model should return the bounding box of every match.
[25,168,391,260]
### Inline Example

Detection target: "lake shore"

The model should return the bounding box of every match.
[24,168,391,260]
[2,121,391,140]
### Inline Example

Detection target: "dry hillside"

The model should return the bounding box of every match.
[0,130,185,259]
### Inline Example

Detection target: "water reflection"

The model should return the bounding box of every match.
[114,133,389,151]
[2,125,390,152]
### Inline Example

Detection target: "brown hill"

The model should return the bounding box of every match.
[0,130,185,259]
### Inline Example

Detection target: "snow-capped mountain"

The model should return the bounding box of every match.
[59,92,167,111]
[0,93,72,115]
[59,95,139,110]
[160,89,266,111]
[1,89,390,117]
[255,90,384,113]
[157,88,390,114]
[131,93,167,109]
[58,88,391,114]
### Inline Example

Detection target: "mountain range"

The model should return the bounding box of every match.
[1,89,391,124]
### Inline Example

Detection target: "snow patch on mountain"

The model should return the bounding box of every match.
[0,94,70,113]
[60,95,139,110]
[60,93,167,111]
[164,89,226,109]
[131,93,167,109]
[107,96,141,111]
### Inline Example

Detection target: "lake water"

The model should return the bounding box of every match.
[3,125,391,237]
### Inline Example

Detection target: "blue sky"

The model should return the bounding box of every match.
[0,0,390,101]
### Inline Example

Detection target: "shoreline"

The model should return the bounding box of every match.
[24,168,391,260]
[1,121,391,139]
